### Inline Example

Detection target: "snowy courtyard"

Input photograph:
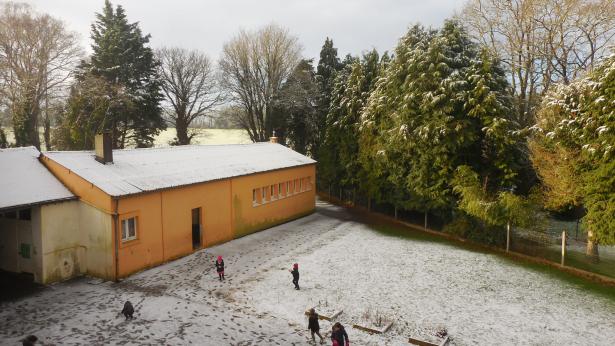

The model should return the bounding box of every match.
[1,200,614,345]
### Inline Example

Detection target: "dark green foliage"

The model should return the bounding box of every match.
[313,38,343,161]
[0,127,8,148]
[272,59,320,155]
[442,212,506,246]
[531,53,615,245]
[56,0,164,149]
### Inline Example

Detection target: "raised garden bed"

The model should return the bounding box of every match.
[304,306,343,321]
[351,307,393,334]
[408,335,449,346]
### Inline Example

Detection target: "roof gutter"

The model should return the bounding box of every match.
[0,196,78,213]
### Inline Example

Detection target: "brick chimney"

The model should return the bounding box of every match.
[95,133,113,164]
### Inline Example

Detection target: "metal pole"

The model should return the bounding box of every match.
[506,221,511,252]
[561,230,566,266]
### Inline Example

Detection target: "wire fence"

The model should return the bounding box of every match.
[319,185,615,279]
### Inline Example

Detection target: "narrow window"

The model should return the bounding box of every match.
[299,178,303,192]
[121,217,137,242]
[307,176,312,190]
[278,183,284,197]
[294,179,298,193]
[271,185,276,200]
[253,188,258,205]
[262,186,267,202]
[286,181,291,195]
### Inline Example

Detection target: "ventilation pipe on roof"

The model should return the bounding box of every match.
[269,130,279,144]
[95,133,113,164]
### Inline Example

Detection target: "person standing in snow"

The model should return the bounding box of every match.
[121,301,134,320]
[289,263,300,290]
[331,322,349,346]
[307,308,324,344]
[215,255,225,281]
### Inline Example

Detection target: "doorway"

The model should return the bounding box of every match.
[191,208,202,250]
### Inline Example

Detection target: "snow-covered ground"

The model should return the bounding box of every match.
[1,200,614,345]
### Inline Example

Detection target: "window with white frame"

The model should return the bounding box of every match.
[253,188,259,205]
[262,186,267,202]
[121,217,137,242]
[278,183,284,197]
[286,181,291,195]
[270,185,276,200]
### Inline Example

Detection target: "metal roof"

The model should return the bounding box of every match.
[43,143,316,198]
[0,147,75,211]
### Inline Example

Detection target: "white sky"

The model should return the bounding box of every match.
[25,0,466,62]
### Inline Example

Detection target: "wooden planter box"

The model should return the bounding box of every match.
[408,335,449,346]
[304,307,343,321]
[352,321,393,334]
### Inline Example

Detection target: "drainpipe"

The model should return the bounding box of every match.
[113,198,119,281]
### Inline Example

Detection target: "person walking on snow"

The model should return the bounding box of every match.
[289,263,300,290]
[331,322,349,346]
[308,308,324,344]
[215,255,225,281]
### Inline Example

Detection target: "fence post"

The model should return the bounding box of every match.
[424,212,428,231]
[561,230,566,266]
[394,207,398,220]
[506,221,510,252]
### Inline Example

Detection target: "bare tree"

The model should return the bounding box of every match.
[461,0,615,126]
[0,2,82,150]
[219,24,302,142]
[157,47,221,145]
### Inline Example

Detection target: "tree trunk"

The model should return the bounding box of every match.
[424,212,428,231]
[586,229,600,263]
[175,117,190,145]
[43,110,51,151]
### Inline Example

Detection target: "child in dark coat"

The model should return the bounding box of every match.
[308,308,324,344]
[289,263,299,290]
[121,301,134,320]
[331,322,349,346]
[215,255,225,281]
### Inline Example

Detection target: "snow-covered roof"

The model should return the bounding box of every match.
[44,143,316,198]
[0,146,75,211]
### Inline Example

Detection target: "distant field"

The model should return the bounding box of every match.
[1,127,251,149]
[153,128,251,146]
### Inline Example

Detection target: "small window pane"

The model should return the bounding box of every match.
[121,217,137,242]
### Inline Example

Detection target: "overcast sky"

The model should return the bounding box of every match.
[26,0,466,62]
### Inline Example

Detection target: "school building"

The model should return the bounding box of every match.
[0,136,316,283]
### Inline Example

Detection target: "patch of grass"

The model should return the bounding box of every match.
[365,219,615,302]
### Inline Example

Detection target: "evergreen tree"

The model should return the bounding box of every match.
[531,53,615,255]
[361,21,525,220]
[313,38,342,161]
[271,59,319,154]
[57,0,164,149]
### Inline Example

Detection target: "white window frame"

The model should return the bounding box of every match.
[262,186,267,203]
[253,188,259,206]
[121,217,137,242]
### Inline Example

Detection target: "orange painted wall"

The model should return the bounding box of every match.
[40,156,113,213]
[231,164,316,237]
[116,192,163,277]
[159,179,233,261]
